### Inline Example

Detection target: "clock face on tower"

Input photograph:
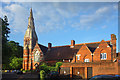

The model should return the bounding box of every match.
[34,50,40,62]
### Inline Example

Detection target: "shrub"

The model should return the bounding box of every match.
[49,66,56,71]
[40,70,45,79]
[56,62,62,68]
[22,70,26,73]
[39,63,49,73]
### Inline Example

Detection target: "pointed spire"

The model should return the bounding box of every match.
[28,8,34,28]
[29,8,33,19]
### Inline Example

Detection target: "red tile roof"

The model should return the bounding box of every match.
[40,41,111,61]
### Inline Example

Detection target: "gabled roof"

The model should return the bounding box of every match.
[38,44,48,54]
[44,46,78,61]
[44,41,111,61]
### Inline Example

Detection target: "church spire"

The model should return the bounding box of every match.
[28,8,34,28]
[30,8,33,19]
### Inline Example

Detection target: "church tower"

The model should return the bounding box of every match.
[23,8,38,70]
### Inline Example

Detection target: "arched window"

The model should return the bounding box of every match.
[34,50,40,62]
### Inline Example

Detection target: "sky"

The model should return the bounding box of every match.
[0,1,119,52]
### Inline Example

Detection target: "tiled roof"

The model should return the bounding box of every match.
[43,41,111,61]
[38,44,48,54]
[44,46,78,61]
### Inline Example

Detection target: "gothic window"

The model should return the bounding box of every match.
[34,50,40,62]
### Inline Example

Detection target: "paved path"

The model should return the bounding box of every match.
[2,72,39,80]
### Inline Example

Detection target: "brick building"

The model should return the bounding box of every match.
[23,8,120,79]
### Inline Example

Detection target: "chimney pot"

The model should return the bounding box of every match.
[48,43,52,49]
[71,40,75,48]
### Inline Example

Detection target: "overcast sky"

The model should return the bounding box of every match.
[1,2,119,52]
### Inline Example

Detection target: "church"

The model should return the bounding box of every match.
[23,8,120,79]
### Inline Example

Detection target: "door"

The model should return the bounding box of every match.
[87,67,92,79]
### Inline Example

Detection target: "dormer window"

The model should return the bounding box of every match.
[101,53,107,60]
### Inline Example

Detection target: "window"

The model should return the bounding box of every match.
[77,56,80,60]
[69,59,70,62]
[84,59,89,62]
[34,50,40,62]
[76,54,81,60]
[64,71,66,74]
[101,53,107,60]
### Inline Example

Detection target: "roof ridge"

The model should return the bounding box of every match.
[38,43,47,48]
[52,45,70,48]
[50,40,110,48]
[75,40,110,45]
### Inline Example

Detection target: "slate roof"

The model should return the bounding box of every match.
[43,41,111,61]
[44,46,78,61]
[38,44,48,54]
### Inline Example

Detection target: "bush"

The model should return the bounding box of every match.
[39,63,49,73]
[56,62,62,68]
[22,70,26,73]
[40,70,45,79]
[48,66,56,71]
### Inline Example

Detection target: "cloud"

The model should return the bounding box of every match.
[101,25,107,29]
[3,3,28,33]
[1,2,118,34]
[71,4,117,30]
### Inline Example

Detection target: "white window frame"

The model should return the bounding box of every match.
[76,54,81,60]
[64,71,66,74]
[69,59,70,62]
[101,53,107,60]
[84,59,89,62]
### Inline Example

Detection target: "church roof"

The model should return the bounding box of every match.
[38,44,48,54]
[44,41,111,61]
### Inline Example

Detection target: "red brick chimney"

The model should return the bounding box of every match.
[71,40,75,48]
[111,34,117,59]
[48,43,52,50]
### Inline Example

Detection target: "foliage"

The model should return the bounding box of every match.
[39,63,49,73]
[40,70,45,79]
[22,70,26,73]
[48,66,57,71]
[2,15,10,44]
[1,16,23,70]
[55,62,62,68]
[9,57,23,69]
[39,62,62,73]
[8,41,23,58]
[2,16,11,65]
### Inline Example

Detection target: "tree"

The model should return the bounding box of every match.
[9,57,23,69]
[1,16,23,70]
[2,16,11,68]
[8,41,23,58]
[2,15,10,44]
